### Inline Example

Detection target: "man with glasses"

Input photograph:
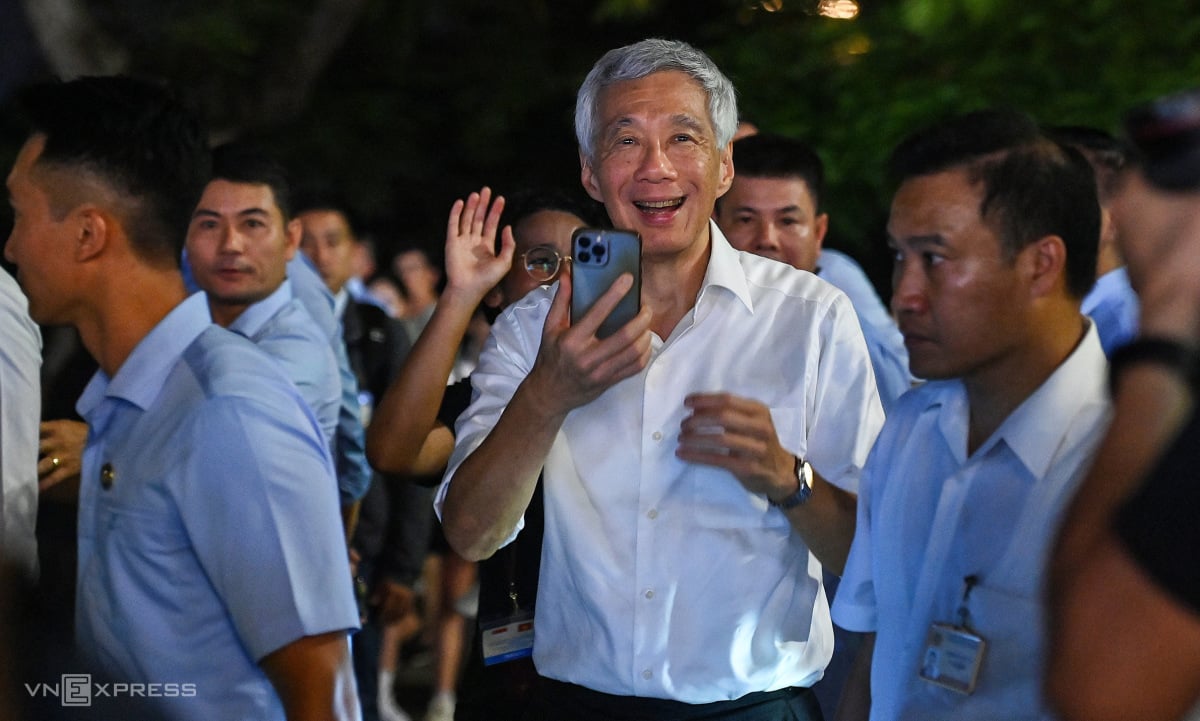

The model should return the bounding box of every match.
[437,39,883,721]
[368,185,601,721]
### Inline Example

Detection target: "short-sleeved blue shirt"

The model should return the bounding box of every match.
[74,291,359,721]
[228,278,340,448]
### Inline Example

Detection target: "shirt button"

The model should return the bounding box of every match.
[644,589,655,600]
[642,669,653,680]
[652,431,663,441]
[647,509,658,520]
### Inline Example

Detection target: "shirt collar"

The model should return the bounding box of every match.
[77,291,214,417]
[228,278,294,338]
[928,320,1108,476]
[332,287,350,320]
[696,220,755,314]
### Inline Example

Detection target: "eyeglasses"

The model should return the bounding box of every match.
[522,245,571,283]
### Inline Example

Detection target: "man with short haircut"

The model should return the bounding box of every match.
[187,142,340,446]
[439,39,883,720]
[4,75,359,721]
[1047,125,1140,356]
[831,110,1111,721]
[715,133,913,409]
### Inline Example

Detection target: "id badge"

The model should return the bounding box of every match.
[480,611,535,666]
[918,622,987,694]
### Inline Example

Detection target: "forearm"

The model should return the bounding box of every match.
[367,287,481,474]
[780,473,857,575]
[261,631,359,721]
[1054,364,1192,574]
[441,377,566,561]
[834,632,874,721]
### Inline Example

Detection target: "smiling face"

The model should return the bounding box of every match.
[888,168,1031,382]
[715,175,828,272]
[185,179,299,327]
[580,70,733,263]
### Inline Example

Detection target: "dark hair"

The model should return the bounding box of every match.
[890,108,1099,299]
[18,75,210,267]
[725,133,825,209]
[210,141,293,219]
[291,187,363,238]
[502,186,607,231]
[1044,125,1131,200]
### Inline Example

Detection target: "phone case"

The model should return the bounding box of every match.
[570,228,641,339]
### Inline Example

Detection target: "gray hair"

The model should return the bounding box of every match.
[575,38,738,165]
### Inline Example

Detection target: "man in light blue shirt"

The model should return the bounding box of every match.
[186,142,340,447]
[714,133,915,409]
[833,110,1110,721]
[5,76,359,721]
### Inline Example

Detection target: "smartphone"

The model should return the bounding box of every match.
[570,228,641,339]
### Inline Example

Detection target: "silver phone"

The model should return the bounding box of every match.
[569,228,641,339]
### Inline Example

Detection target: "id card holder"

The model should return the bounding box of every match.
[919,622,987,694]
[480,610,535,666]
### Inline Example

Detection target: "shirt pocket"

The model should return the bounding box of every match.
[688,406,803,529]
[963,581,1048,716]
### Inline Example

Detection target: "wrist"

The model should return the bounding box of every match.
[769,456,814,510]
[1109,336,1200,393]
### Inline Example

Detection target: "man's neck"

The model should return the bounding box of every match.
[964,310,1088,454]
[81,270,190,378]
[641,226,713,339]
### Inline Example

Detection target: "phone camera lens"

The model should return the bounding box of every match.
[578,250,592,263]
[593,244,606,258]
[578,236,592,248]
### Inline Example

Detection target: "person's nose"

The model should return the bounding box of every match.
[754,222,779,252]
[891,255,928,316]
[634,141,678,183]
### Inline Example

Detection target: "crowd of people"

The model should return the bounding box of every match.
[0,36,1197,721]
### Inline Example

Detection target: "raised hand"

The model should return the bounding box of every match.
[443,186,515,306]
[524,269,653,417]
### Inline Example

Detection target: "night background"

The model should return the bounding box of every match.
[3,0,1199,293]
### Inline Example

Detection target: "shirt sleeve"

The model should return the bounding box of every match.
[1112,408,1200,615]
[806,291,887,495]
[435,290,547,528]
[831,445,882,633]
[179,394,360,661]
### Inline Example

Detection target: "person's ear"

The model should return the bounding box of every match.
[715,142,734,199]
[813,212,830,249]
[74,206,109,262]
[580,150,604,203]
[1025,234,1068,298]
[283,218,302,260]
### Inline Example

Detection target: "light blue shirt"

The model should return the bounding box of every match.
[289,255,372,503]
[817,248,915,409]
[1082,266,1139,357]
[833,323,1110,721]
[228,278,340,448]
[74,292,359,721]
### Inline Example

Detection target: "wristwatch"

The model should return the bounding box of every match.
[769,456,814,510]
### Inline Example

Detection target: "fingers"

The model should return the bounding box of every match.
[570,272,636,339]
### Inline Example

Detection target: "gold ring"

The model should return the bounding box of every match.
[51,457,61,468]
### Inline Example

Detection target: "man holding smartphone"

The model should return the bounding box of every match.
[438,38,883,720]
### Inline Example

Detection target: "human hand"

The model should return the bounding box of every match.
[38,419,87,493]
[524,269,652,417]
[1112,173,1200,340]
[676,393,795,501]
[370,580,416,625]
[443,186,515,306]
